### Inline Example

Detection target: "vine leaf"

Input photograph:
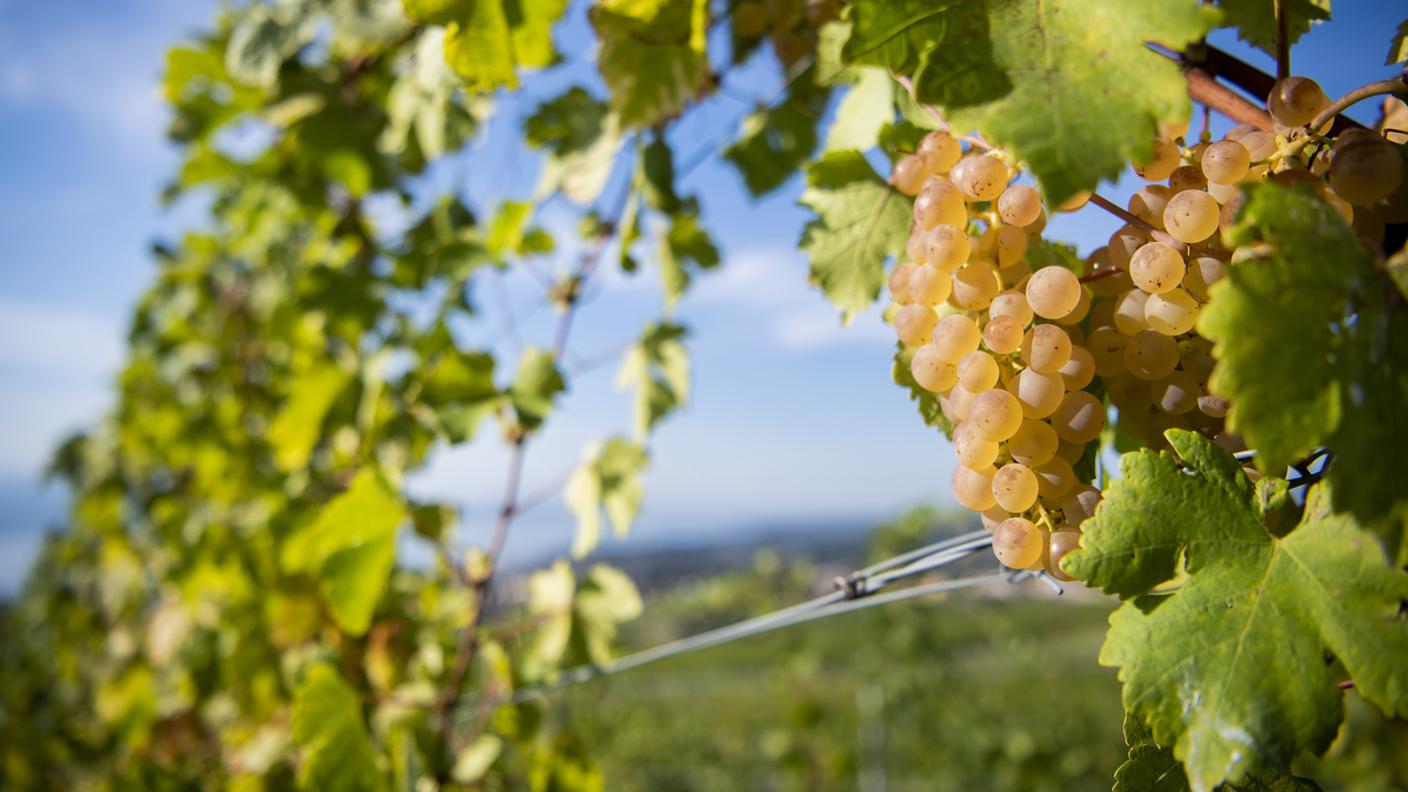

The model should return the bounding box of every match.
[1199,183,1408,535]
[268,363,350,472]
[591,0,712,129]
[799,150,912,320]
[1066,430,1408,792]
[1216,0,1330,57]
[841,0,1215,203]
[1389,18,1408,65]
[424,0,568,92]
[1116,719,1324,791]
[524,87,621,204]
[824,68,892,153]
[508,347,567,432]
[724,66,831,196]
[660,205,720,307]
[292,664,385,791]
[566,437,648,558]
[616,322,690,438]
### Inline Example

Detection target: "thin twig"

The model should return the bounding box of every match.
[1182,68,1274,131]
[1079,267,1126,284]
[1088,193,1161,238]
[1273,0,1290,81]
[1309,77,1408,137]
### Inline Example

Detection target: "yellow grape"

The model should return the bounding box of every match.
[909,264,953,306]
[952,464,998,511]
[918,130,962,174]
[1035,457,1076,499]
[992,517,1044,568]
[889,262,916,304]
[892,154,927,196]
[906,228,926,264]
[969,388,1023,441]
[1020,324,1072,373]
[933,314,982,362]
[989,290,1034,327]
[1047,529,1081,581]
[1061,485,1102,528]
[1153,370,1200,414]
[997,184,1043,227]
[1087,327,1127,377]
[1198,394,1231,418]
[1133,138,1180,181]
[1329,137,1405,205]
[1128,185,1171,229]
[1267,76,1329,128]
[992,463,1039,512]
[1144,288,1199,336]
[1107,373,1151,411]
[1124,330,1180,381]
[980,505,1011,532]
[995,224,1028,268]
[1205,179,1241,204]
[1163,190,1220,244]
[894,304,938,347]
[924,224,971,271]
[1008,418,1059,466]
[1239,130,1276,162]
[957,350,1000,392]
[951,264,1002,310]
[1182,255,1226,301]
[1130,242,1185,294]
[983,314,1026,354]
[1026,266,1082,319]
[1056,439,1086,465]
[1107,225,1147,270]
[913,176,967,229]
[954,422,1000,469]
[1168,165,1207,194]
[1201,140,1251,184]
[941,384,979,423]
[952,154,1010,201]
[1054,288,1092,326]
[1011,368,1065,419]
[1057,345,1096,390]
[910,344,958,392]
[1051,390,1105,444]
[1113,289,1152,335]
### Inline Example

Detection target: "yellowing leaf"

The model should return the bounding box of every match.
[566,437,648,557]
[292,664,384,791]
[616,322,689,438]
[268,363,350,472]
[592,0,712,128]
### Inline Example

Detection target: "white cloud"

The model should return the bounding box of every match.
[0,297,124,376]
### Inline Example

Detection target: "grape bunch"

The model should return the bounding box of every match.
[885,75,1404,579]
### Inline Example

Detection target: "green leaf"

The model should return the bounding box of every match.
[798,150,912,320]
[380,29,486,163]
[1024,238,1083,273]
[526,560,576,669]
[1066,431,1408,791]
[1115,733,1324,792]
[566,437,648,557]
[418,347,502,443]
[487,200,533,261]
[592,0,712,128]
[1200,183,1408,531]
[403,0,463,24]
[441,0,567,91]
[292,664,384,791]
[268,363,350,472]
[451,735,503,783]
[301,471,407,636]
[225,4,309,88]
[1389,18,1408,64]
[842,0,1215,203]
[724,67,831,196]
[574,564,643,665]
[893,341,954,437]
[824,68,892,153]
[616,322,690,437]
[1217,0,1329,56]
[660,206,720,307]
[508,347,566,432]
[526,88,623,204]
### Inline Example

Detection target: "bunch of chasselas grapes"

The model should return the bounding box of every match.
[886,76,1404,579]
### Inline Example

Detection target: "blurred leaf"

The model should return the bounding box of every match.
[592,0,712,128]
[268,363,350,472]
[509,347,566,432]
[660,205,719,307]
[724,67,831,195]
[297,470,407,636]
[616,322,689,438]
[440,0,568,91]
[566,438,648,557]
[452,735,504,783]
[823,68,891,152]
[292,664,385,791]
[1216,0,1329,56]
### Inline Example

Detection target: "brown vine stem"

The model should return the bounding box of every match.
[1273,0,1290,81]
[1078,267,1126,285]
[1086,193,1180,249]
[1182,69,1275,132]
[1309,77,1408,138]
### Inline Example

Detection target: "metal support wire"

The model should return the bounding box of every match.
[506,530,1063,704]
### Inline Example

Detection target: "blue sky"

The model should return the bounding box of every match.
[0,1,1402,593]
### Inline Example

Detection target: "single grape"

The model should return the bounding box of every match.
[1206,179,1241,205]
[1026,266,1082,319]
[1201,140,1251,184]
[1329,137,1405,205]
[950,264,1002,310]
[906,227,926,263]
[1198,394,1230,418]
[954,422,1000,469]
[889,262,916,304]
[1163,190,1220,244]
[942,384,979,422]
[1047,529,1081,581]
[1107,373,1151,411]
[1128,185,1171,229]
[1179,337,1216,382]
[1008,419,1059,466]
[1130,242,1185,294]
[1133,138,1180,181]
[913,176,967,229]
[995,224,1028,268]
[969,388,1023,441]
[992,463,1039,512]
[980,505,1010,532]
[982,314,1024,355]
[1182,255,1226,301]
[1087,326,1128,376]
[998,184,1043,227]
[952,154,1009,201]
[1152,370,1199,414]
[1051,390,1104,444]
[1057,345,1095,390]
[1239,130,1276,162]
[952,464,998,511]
[1055,190,1092,212]
[1107,226,1147,270]
[1061,485,1102,528]
[892,154,927,196]
[989,290,1034,327]
[957,350,1000,392]
[1011,368,1065,419]
[1168,165,1207,194]
[908,264,953,306]
[1054,287,1092,326]
[918,130,961,174]
[1085,248,1133,298]
[1267,76,1329,128]
[992,517,1044,568]
[894,304,937,347]
[1021,323,1073,373]
[1144,288,1200,336]
[924,224,971,271]
[1124,330,1180,380]
[932,314,982,362]
[1113,289,1152,335]
[1056,439,1086,465]
[910,344,958,392]
[1035,457,1076,499]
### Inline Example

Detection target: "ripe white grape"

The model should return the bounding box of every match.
[1056,439,1085,465]
[1107,373,1151,411]
[1205,179,1241,205]
[924,224,971,271]
[1128,185,1171,229]
[1026,266,1082,319]
[957,350,1000,392]
[954,422,1000,469]
[1055,190,1092,212]
[1152,370,1199,414]
[969,388,1023,441]
[1020,324,1072,374]
[983,314,1025,355]
[1180,339,1216,383]
[942,384,979,422]
[1328,137,1405,205]
[1267,76,1329,128]
[1130,243,1185,294]
[989,290,1034,327]
[1035,457,1076,499]
[1054,287,1092,326]
[932,314,982,362]
[1168,165,1207,194]
[1057,345,1096,390]
[1124,330,1180,381]
[892,154,927,196]
[1011,368,1065,419]
[952,464,998,511]
[1047,529,1080,581]
[1107,226,1147,270]
[906,228,927,264]
[952,154,1009,201]
[918,130,961,173]
[1182,255,1226,301]
[894,304,938,347]
[1133,138,1180,181]
[1008,419,1059,466]
[980,505,1010,532]
[1198,394,1230,418]
[1087,326,1128,376]
[1201,140,1251,184]
[995,224,1028,268]
[997,184,1043,227]
[908,264,953,306]
[1051,390,1104,444]
[1240,130,1276,162]
[1163,190,1220,244]
[992,463,1039,512]
[950,264,1002,310]
[913,176,967,228]
[1061,485,1101,528]
[1144,288,1199,335]
[1113,289,1152,335]
[910,344,958,392]
[992,518,1043,568]
[889,262,916,304]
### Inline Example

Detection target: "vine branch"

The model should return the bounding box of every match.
[1309,77,1408,137]
[1273,0,1290,81]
